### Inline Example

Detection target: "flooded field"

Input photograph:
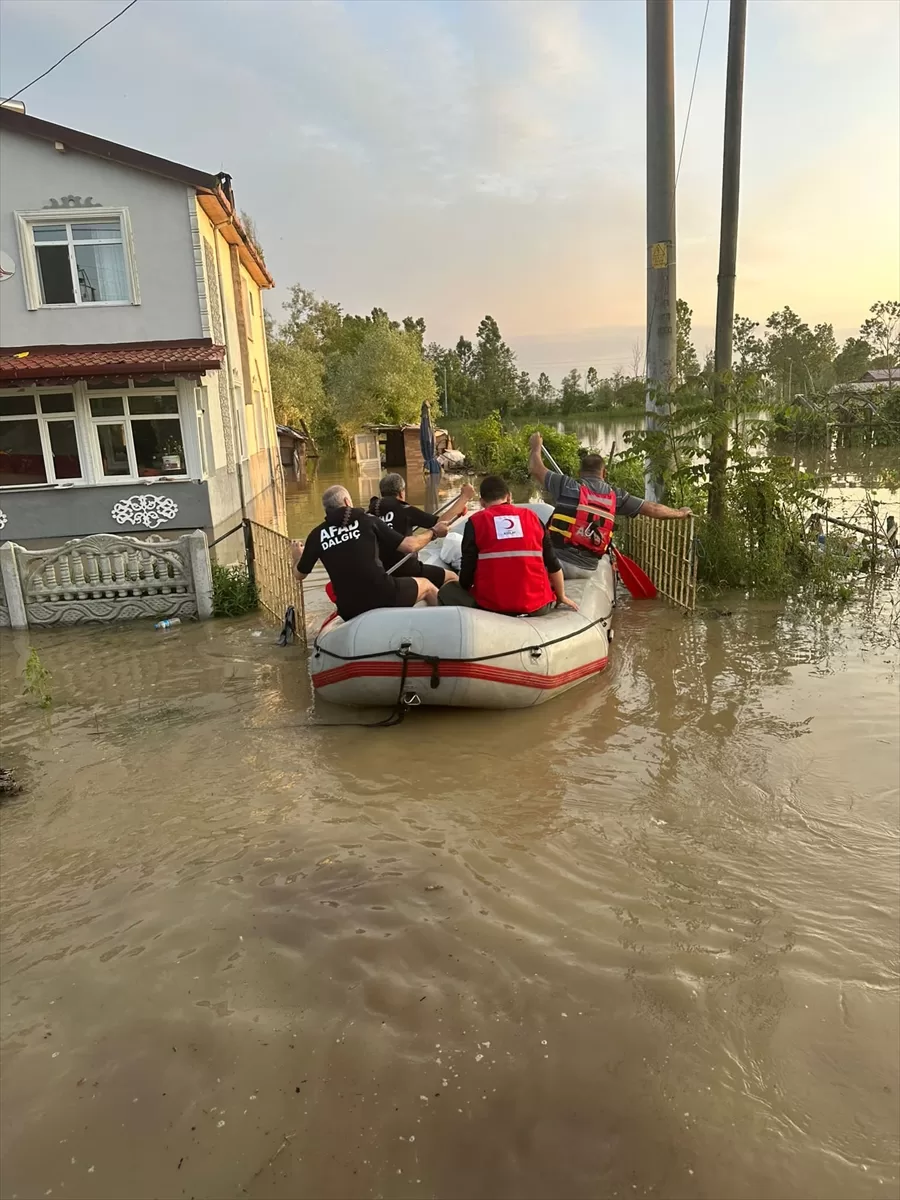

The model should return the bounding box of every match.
[1,575,898,1198]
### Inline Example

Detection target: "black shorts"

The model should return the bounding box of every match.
[389,557,447,588]
[390,575,420,607]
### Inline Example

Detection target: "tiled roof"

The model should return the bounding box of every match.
[0,340,225,383]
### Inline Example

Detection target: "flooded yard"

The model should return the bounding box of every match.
[1,580,898,1199]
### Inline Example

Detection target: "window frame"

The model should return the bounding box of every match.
[0,380,204,490]
[87,385,188,482]
[0,390,87,487]
[15,207,141,311]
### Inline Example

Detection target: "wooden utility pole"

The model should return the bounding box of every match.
[708,0,747,522]
[645,0,677,503]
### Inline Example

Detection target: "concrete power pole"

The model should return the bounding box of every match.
[645,0,677,502]
[708,0,748,522]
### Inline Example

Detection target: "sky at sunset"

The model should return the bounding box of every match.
[1,0,897,378]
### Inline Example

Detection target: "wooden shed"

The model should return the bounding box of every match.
[364,424,453,473]
[277,424,309,482]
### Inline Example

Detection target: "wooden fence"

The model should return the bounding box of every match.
[246,520,306,643]
[616,514,698,610]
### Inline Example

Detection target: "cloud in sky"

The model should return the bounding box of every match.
[0,0,897,377]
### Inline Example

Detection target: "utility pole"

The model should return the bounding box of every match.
[645,0,677,503]
[443,363,449,417]
[707,0,747,523]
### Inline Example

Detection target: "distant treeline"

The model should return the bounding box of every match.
[266,285,899,444]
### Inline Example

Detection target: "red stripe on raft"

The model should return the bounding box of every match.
[312,656,608,691]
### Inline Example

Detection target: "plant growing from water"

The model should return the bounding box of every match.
[23,647,52,709]
[212,563,258,617]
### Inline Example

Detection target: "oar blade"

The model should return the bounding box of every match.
[612,547,657,599]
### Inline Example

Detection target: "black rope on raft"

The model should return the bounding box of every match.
[312,614,609,667]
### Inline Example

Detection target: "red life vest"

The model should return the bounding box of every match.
[548,483,616,556]
[469,504,554,615]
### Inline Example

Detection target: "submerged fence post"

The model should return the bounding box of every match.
[0,542,27,630]
[243,519,257,591]
[187,530,214,620]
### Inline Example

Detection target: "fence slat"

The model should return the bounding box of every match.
[247,520,307,644]
[616,513,696,611]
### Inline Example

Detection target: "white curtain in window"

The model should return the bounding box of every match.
[76,244,129,302]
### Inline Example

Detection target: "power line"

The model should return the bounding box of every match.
[675,0,711,192]
[1,0,139,104]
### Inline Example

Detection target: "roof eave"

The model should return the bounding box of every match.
[196,190,274,288]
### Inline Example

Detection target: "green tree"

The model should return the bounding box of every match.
[471,316,519,416]
[330,318,437,439]
[279,285,343,355]
[763,307,837,397]
[860,300,900,369]
[425,342,472,417]
[402,316,427,347]
[732,314,765,378]
[559,368,584,414]
[833,336,872,384]
[267,338,329,434]
[514,370,535,411]
[536,372,557,410]
[676,299,701,382]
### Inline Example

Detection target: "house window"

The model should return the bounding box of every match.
[89,391,186,479]
[0,392,83,486]
[15,208,139,310]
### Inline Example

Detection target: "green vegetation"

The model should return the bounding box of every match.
[267,277,898,451]
[211,563,258,617]
[266,289,434,444]
[453,414,581,482]
[23,648,52,709]
[607,386,889,598]
[713,300,899,446]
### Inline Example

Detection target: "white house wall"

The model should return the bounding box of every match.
[0,127,203,346]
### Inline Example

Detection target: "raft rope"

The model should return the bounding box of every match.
[313,611,610,670]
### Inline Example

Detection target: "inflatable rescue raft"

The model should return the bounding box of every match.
[310,504,615,710]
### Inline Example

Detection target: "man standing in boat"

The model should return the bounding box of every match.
[528,432,691,580]
[292,485,451,620]
[438,475,577,616]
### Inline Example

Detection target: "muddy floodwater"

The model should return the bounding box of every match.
[2,568,899,1200]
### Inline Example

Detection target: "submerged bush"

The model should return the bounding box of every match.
[212,563,258,617]
[458,412,581,481]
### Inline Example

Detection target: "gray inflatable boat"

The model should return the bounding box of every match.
[310,504,615,710]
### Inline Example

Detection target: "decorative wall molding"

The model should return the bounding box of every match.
[203,238,236,475]
[110,494,179,530]
[187,192,210,339]
[44,196,103,209]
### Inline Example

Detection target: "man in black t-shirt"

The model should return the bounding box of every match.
[291,484,450,621]
[368,473,475,587]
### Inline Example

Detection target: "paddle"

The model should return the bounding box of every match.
[539,443,657,599]
[323,488,468,604]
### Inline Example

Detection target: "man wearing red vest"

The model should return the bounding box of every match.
[438,475,577,616]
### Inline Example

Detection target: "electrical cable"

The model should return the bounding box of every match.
[1,0,139,104]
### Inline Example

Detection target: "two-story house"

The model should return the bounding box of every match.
[0,104,285,561]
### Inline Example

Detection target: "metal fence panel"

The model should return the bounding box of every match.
[615,515,697,610]
[247,519,306,642]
